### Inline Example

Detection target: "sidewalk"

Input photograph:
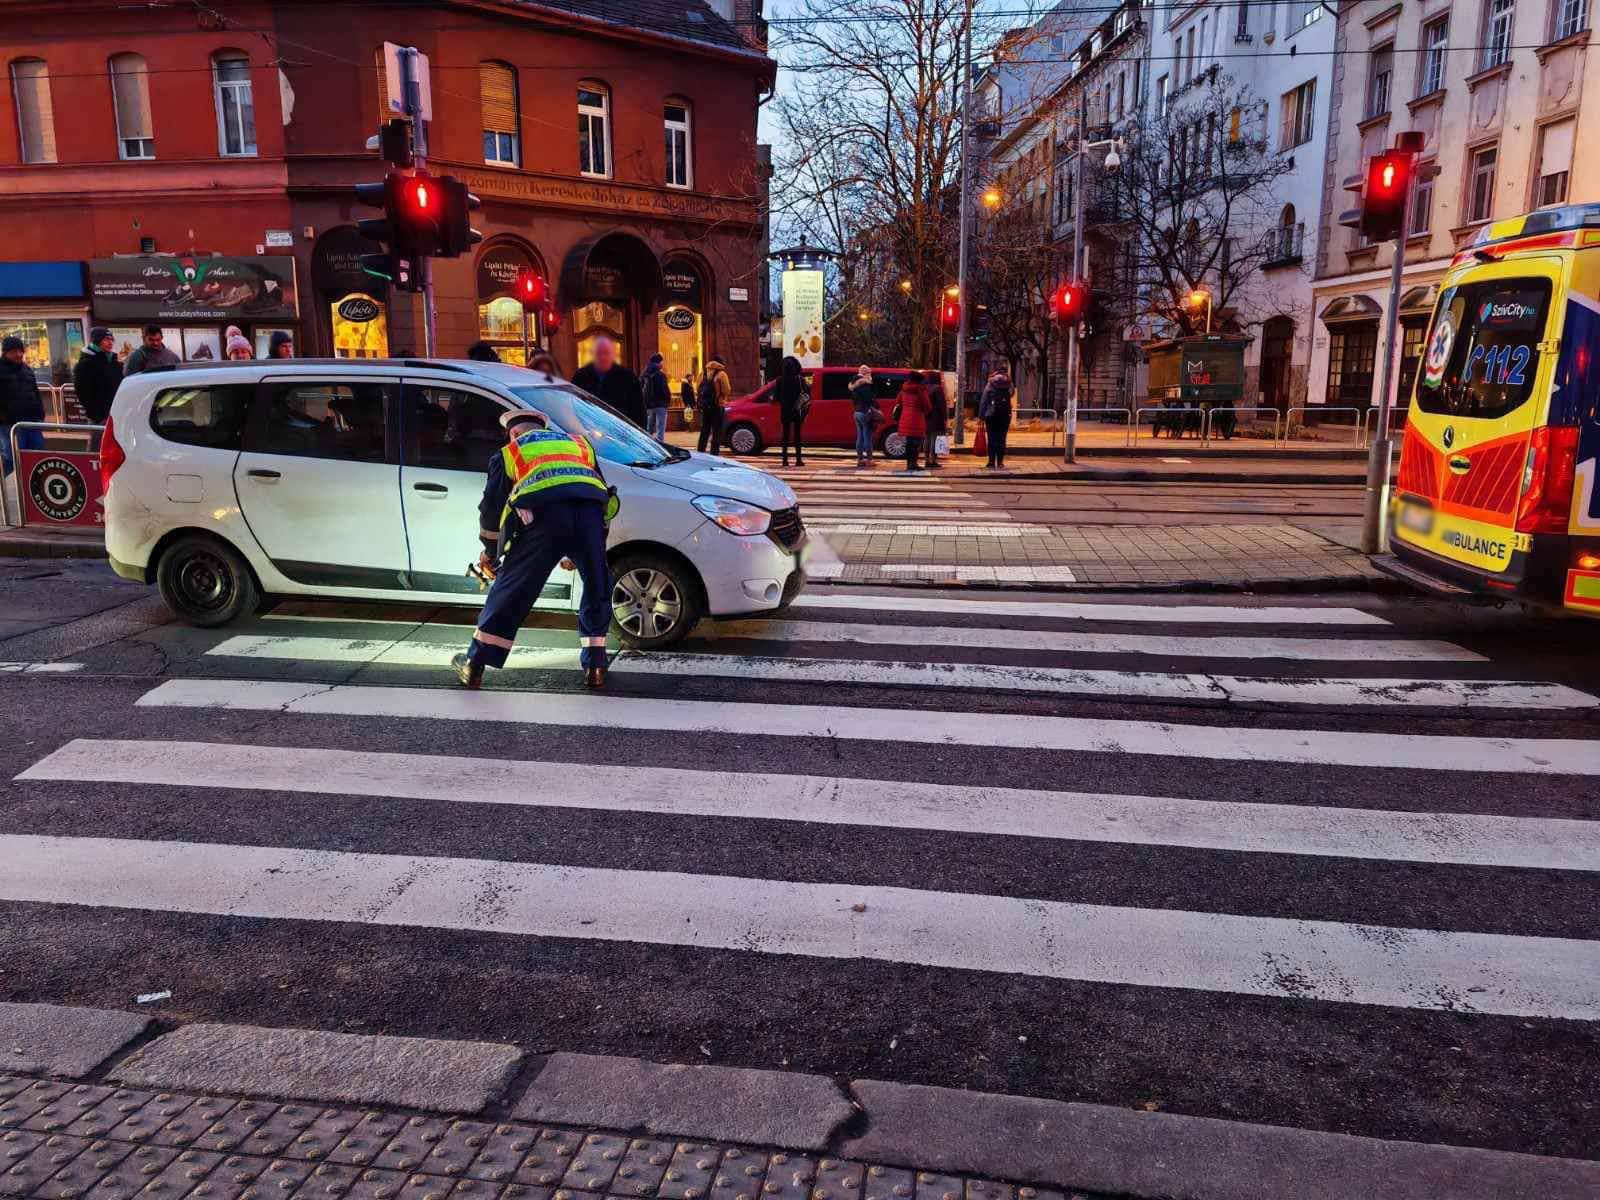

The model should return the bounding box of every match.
[3,1004,1595,1200]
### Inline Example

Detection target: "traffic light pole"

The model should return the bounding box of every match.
[952,3,973,447]
[1065,94,1086,465]
[400,47,436,357]
[1360,150,1416,556]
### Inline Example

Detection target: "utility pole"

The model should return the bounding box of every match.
[400,47,436,357]
[1065,91,1086,464]
[953,1,975,447]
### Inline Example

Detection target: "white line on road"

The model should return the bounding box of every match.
[26,739,1600,871]
[874,564,1080,582]
[789,592,1393,625]
[2,833,1595,1018]
[136,679,1598,774]
[802,508,1011,520]
[808,524,1046,536]
[0,662,83,673]
[202,636,1587,709]
[791,489,977,500]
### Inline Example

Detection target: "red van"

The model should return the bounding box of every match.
[722,366,919,456]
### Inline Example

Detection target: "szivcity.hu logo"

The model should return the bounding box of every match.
[1478,300,1536,323]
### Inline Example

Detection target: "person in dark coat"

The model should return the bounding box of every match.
[72,327,123,424]
[895,370,932,473]
[641,352,672,442]
[923,372,948,469]
[268,330,295,359]
[570,335,646,427]
[680,374,695,411]
[850,365,878,467]
[775,355,807,467]
[978,371,1014,469]
[0,335,45,475]
[465,341,501,362]
[123,325,179,376]
[696,360,728,455]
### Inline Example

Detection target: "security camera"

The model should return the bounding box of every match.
[1103,138,1126,172]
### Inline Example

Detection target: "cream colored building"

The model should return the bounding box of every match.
[1309,0,1597,414]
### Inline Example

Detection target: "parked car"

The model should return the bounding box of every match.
[723,366,940,457]
[102,358,807,648]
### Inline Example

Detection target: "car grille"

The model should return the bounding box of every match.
[768,505,805,551]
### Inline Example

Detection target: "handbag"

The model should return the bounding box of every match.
[935,435,951,456]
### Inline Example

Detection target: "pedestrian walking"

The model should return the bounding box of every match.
[776,355,807,467]
[225,332,254,361]
[268,331,295,359]
[571,335,646,427]
[924,373,948,470]
[896,370,931,473]
[979,371,1014,468]
[641,352,672,442]
[696,359,730,455]
[122,326,179,376]
[850,365,878,467]
[0,336,45,475]
[679,373,695,411]
[529,351,561,378]
[465,341,501,362]
[72,327,123,423]
[453,408,619,691]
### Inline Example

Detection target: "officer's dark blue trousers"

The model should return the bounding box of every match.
[468,501,611,671]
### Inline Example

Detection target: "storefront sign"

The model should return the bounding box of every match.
[313,227,388,296]
[477,243,537,299]
[729,287,750,303]
[662,307,696,332]
[584,265,626,300]
[337,295,382,323]
[90,256,298,322]
[20,449,102,527]
[781,268,826,368]
[661,264,702,308]
[456,170,761,228]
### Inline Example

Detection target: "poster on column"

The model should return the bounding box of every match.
[782,269,826,368]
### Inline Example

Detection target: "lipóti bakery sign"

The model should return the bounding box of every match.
[90,256,299,321]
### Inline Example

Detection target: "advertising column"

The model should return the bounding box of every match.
[781,266,825,368]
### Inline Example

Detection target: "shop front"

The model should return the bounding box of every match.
[88,255,299,364]
[0,261,89,388]
[1317,295,1381,409]
[311,227,390,359]
[657,257,709,403]
[560,233,661,371]
[475,241,547,365]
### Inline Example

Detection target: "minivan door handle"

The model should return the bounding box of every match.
[412,482,448,494]
[246,469,281,480]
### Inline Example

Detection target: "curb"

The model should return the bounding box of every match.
[0,531,107,559]
[4,1004,1596,1200]
[808,575,1408,597]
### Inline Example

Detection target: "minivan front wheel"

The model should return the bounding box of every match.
[725,423,762,455]
[610,552,702,649]
[156,534,260,627]
[882,428,907,459]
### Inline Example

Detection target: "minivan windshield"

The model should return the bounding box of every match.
[1415,278,1552,420]
[510,385,674,467]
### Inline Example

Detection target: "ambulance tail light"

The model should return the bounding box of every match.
[100,414,126,496]
[1515,424,1579,534]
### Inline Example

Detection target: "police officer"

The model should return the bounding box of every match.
[452,408,618,690]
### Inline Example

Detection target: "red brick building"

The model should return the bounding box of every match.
[0,0,773,402]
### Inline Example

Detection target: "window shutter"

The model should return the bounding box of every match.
[1539,119,1574,178]
[110,54,152,141]
[480,62,517,133]
[11,60,57,163]
[375,47,389,122]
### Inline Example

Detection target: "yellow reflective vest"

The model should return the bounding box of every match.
[500,429,618,525]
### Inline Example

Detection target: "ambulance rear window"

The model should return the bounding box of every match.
[1414,279,1551,420]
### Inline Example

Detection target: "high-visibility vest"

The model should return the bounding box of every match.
[500,429,614,524]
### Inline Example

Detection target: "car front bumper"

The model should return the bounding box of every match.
[676,520,804,617]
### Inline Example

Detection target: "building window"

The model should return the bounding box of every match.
[1535,119,1573,205]
[1399,319,1428,403]
[1411,166,1435,234]
[578,83,610,178]
[664,101,692,188]
[1468,145,1498,222]
[1157,73,1170,115]
[9,58,56,164]
[1289,0,1322,29]
[212,53,257,157]
[1327,323,1378,406]
[480,61,520,166]
[1553,0,1588,39]
[1236,1,1251,37]
[1199,16,1209,68]
[1115,71,1126,120]
[1482,0,1516,68]
[1367,43,1393,118]
[1185,26,1196,82]
[109,53,154,159]
[1114,7,1133,36]
[1268,203,1303,260]
[1419,17,1449,95]
[1279,79,1315,149]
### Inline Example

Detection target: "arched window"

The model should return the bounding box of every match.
[10,58,57,163]
[1280,203,1296,228]
[480,61,519,166]
[578,82,610,178]
[212,51,257,157]
[664,98,692,188]
[109,53,154,159]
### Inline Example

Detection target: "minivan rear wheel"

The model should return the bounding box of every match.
[726,423,762,455]
[156,534,259,627]
[610,552,702,649]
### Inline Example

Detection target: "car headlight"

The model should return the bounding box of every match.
[692,495,772,536]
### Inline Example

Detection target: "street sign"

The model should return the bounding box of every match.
[264,229,294,248]
[382,43,432,121]
[19,448,103,528]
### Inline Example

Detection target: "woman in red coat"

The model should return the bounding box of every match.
[896,371,932,473]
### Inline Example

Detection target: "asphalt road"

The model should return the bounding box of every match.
[1,555,1596,1163]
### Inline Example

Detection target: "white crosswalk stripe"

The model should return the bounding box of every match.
[7,587,1599,1036]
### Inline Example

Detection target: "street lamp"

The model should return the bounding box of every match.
[1189,289,1212,335]
[981,187,1002,210]
[899,278,913,294]
[1063,119,1126,464]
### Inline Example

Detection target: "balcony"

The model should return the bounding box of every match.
[1262,222,1305,266]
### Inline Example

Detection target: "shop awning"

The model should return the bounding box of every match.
[0,261,85,301]
[1319,294,1381,324]
[557,232,662,309]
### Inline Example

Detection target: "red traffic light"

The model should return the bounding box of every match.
[1361,151,1411,242]
[514,270,546,311]
[398,175,432,213]
[542,305,560,332]
[939,298,961,330]
[1052,280,1087,325]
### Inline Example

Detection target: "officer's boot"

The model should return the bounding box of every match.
[451,653,484,690]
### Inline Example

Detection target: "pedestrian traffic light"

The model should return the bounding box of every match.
[514,270,546,311]
[1052,280,1087,326]
[439,176,482,258]
[356,170,444,261]
[939,296,961,331]
[1361,151,1411,242]
[542,305,561,333]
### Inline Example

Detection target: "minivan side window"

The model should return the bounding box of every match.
[407,385,505,472]
[819,372,854,401]
[245,382,394,462]
[150,385,253,449]
[873,375,906,401]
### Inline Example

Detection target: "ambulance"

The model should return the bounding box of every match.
[1385,202,1600,617]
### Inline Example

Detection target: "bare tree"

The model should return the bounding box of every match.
[975,201,1059,403]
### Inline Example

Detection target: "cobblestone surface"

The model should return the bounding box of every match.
[0,1080,1114,1200]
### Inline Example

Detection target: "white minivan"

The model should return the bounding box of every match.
[102,358,807,646]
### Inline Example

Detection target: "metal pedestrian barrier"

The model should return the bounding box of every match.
[1071,407,1134,447]
[2,420,105,528]
[1202,406,1282,446]
[1363,405,1410,445]
[1281,406,1365,447]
